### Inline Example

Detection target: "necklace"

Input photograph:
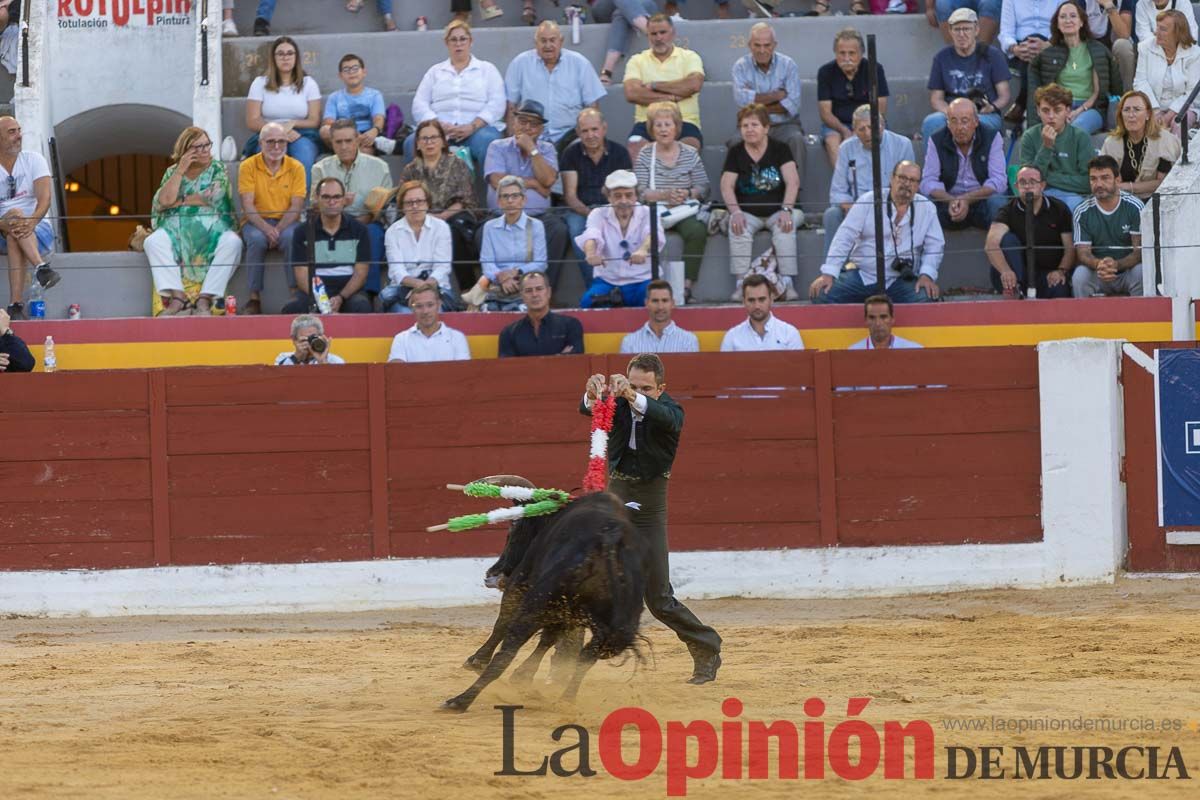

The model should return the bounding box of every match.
[1126,135,1145,176]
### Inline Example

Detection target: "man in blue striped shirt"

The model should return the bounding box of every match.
[620,280,700,354]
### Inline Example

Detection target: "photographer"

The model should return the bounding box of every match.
[811,160,944,305]
[274,314,345,366]
[923,9,1012,141]
[0,307,34,372]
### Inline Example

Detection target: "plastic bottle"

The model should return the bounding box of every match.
[28,282,45,319]
[568,6,581,44]
[43,335,56,373]
[312,276,333,315]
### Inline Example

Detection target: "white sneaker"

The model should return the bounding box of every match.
[221,17,239,36]
[374,136,396,155]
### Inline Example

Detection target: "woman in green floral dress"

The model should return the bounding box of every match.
[145,127,243,316]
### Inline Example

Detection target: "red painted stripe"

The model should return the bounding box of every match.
[9,296,1170,344]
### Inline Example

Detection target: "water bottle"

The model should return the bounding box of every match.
[28,282,45,319]
[43,335,56,373]
[567,6,582,44]
[312,276,333,315]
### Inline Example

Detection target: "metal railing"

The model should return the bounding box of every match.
[1174,81,1200,165]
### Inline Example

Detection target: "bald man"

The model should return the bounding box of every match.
[504,20,607,153]
[0,116,59,320]
[918,98,1009,230]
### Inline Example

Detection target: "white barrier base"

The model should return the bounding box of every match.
[0,541,1111,619]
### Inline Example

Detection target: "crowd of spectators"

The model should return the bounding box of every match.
[14,1,1192,322]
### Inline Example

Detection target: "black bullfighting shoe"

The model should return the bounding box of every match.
[687,646,721,685]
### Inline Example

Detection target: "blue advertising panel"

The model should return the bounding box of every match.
[1156,349,1200,526]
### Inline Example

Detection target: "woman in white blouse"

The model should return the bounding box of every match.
[1134,9,1200,134]
[382,181,455,313]
[406,20,505,169]
[244,36,322,186]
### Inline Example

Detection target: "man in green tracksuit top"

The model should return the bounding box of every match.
[1018,82,1092,214]
[580,353,722,684]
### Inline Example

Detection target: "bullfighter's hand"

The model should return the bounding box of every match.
[586,373,606,401]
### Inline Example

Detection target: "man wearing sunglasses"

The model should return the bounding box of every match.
[0,117,59,321]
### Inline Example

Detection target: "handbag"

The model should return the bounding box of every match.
[484,218,534,310]
[649,143,701,230]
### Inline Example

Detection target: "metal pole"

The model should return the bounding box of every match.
[48,137,70,252]
[867,34,885,293]
[1023,193,1035,297]
[20,0,29,88]
[1174,81,1200,165]
[649,201,660,281]
[1152,192,1162,293]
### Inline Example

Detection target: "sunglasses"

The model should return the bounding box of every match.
[5,175,15,200]
[619,239,632,262]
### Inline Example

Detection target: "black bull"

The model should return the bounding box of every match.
[442,492,647,712]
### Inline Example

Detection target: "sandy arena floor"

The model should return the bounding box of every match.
[2,577,1200,799]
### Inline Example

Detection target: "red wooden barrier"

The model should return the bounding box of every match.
[0,348,1043,570]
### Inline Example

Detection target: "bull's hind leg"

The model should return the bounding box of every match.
[510,627,560,685]
[442,619,540,713]
[559,644,599,704]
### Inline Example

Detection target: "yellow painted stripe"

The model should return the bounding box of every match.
[24,321,1174,372]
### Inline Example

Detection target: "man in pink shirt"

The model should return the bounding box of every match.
[574,170,666,308]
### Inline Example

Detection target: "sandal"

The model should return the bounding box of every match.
[194,296,213,316]
[480,2,504,20]
[806,0,830,15]
[600,68,614,87]
[345,0,363,12]
[522,4,537,25]
[158,296,186,317]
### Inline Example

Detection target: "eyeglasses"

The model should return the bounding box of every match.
[894,175,919,185]
[191,142,212,151]
[318,194,345,201]
[275,50,297,58]
[417,135,442,143]
[498,192,524,201]
[340,64,362,73]
[403,197,429,207]
[446,36,470,44]
[262,138,288,146]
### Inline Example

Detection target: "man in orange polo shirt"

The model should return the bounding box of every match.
[238,121,306,315]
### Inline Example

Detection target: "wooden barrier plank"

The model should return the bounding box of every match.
[385,357,589,407]
[814,351,839,547]
[644,351,816,392]
[0,541,156,571]
[681,396,817,442]
[837,475,1041,522]
[0,459,150,502]
[171,533,373,566]
[169,492,373,540]
[3,373,150,413]
[166,365,369,406]
[168,451,370,497]
[833,388,1041,437]
[672,441,820,524]
[0,411,150,462]
[148,371,171,566]
[0,500,153,545]
[830,346,1038,389]
[386,397,591,450]
[839,516,1043,546]
[669,522,823,551]
[834,432,1042,478]
[367,365,390,559]
[166,404,370,455]
[391,528,508,560]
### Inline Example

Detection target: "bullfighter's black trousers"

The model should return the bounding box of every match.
[609,475,722,655]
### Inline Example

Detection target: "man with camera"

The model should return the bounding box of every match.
[811,161,945,305]
[274,314,345,366]
[922,9,1012,141]
[283,177,372,316]
[919,98,1008,231]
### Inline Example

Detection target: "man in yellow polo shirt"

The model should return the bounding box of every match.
[238,121,307,315]
[622,13,705,161]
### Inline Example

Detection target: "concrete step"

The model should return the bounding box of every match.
[39,224,991,319]
[222,15,944,98]
[0,69,14,106]
[225,0,875,38]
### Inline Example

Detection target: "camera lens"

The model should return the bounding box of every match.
[307,333,327,354]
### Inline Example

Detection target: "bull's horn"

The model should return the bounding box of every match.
[476,474,536,489]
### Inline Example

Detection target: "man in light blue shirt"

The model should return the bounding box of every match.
[998,0,1053,121]
[730,23,805,177]
[822,105,916,256]
[476,175,549,311]
[504,21,607,151]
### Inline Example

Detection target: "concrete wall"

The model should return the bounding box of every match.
[0,339,1127,617]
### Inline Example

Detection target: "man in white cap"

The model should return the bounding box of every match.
[574,169,666,308]
[922,7,1012,141]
